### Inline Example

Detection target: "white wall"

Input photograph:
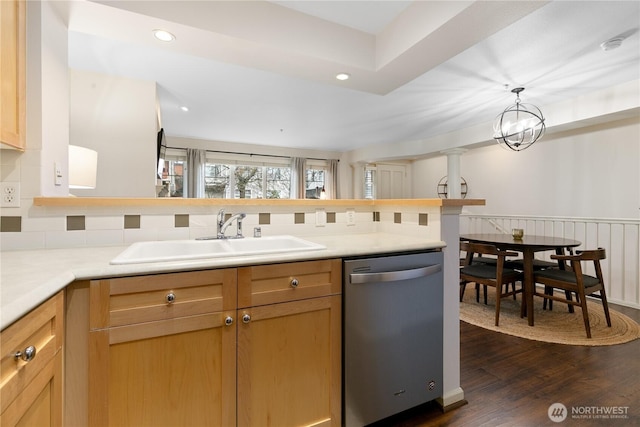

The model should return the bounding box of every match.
[412,116,640,219]
[69,69,157,197]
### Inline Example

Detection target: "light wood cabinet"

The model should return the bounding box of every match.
[237,259,342,427]
[1,291,64,426]
[66,259,342,426]
[0,0,26,150]
[65,270,237,427]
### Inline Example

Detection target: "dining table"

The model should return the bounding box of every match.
[459,233,581,326]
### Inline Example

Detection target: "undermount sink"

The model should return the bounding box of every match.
[110,235,326,265]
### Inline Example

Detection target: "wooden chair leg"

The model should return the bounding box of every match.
[576,288,592,338]
[460,281,467,302]
[566,290,575,313]
[599,288,612,327]
[543,286,553,310]
[495,285,501,326]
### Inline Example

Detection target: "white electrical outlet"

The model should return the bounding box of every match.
[346,209,356,226]
[315,208,326,227]
[1,182,20,207]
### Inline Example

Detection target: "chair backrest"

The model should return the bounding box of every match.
[460,241,499,256]
[576,248,606,261]
[553,248,606,281]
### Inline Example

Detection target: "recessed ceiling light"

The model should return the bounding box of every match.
[336,73,350,81]
[153,29,175,42]
[180,106,189,112]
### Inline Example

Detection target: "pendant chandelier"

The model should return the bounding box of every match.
[493,87,545,151]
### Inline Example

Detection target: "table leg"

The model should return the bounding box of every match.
[523,249,535,326]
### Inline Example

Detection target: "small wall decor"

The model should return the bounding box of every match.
[437,176,468,199]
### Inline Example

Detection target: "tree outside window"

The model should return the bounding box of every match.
[266,166,291,199]
[204,163,230,198]
[305,168,325,199]
[159,154,325,200]
[234,166,262,198]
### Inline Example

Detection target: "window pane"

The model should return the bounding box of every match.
[204,163,230,198]
[159,160,184,198]
[305,168,325,199]
[364,169,375,199]
[266,166,291,199]
[234,165,262,199]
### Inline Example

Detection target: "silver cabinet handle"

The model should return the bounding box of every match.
[14,345,36,363]
[242,314,251,324]
[350,264,441,284]
[165,292,176,304]
[224,316,234,326]
[290,278,299,288]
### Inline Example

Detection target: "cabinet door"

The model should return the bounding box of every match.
[237,295,341,427]
[0,0,26,150]
[89,313,237,427]
[0,292,64,426]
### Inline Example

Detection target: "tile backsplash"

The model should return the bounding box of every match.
[0,202,440,251]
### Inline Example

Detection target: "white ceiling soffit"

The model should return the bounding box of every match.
[61,1,640,152]
[70,0,548,95]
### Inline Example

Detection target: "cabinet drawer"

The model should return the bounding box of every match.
[0,291,63,415]
[90,269,237,329]
[238,259,341,308]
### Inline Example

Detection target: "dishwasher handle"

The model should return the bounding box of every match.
[349,264,441,284]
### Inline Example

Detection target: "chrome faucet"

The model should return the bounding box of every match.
[217,209,246,239]
[216,209,226,237]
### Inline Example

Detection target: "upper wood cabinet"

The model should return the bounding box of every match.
[0,291,64,427]
[0,0,26,150]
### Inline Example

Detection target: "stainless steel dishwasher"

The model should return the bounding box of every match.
[343,251,443,426]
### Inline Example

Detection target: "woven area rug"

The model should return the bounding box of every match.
[459,287,640,346]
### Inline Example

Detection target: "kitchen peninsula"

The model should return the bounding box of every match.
[1,198,483,426]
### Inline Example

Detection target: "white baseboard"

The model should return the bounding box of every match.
[436,387,466,410]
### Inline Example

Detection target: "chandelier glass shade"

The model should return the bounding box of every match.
[493,87,545,151]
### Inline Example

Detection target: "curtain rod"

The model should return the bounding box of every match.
[165,146,337,162]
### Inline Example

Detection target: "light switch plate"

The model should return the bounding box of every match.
[346,209,356,226]
[54,162,63,186]
[315,208,326,227]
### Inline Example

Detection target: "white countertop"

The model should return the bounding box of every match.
[1,233,444,330]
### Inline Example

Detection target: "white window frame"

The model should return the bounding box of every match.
[162,149,328,199]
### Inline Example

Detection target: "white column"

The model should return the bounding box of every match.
[438,204,465,409]
[440,148,467,199]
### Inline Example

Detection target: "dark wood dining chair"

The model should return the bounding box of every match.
[505,249,574,311]
[533,248,611,338]
[459,242,524,326]
[459,240,499,303]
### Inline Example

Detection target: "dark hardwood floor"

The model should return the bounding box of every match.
[373,304,640,426]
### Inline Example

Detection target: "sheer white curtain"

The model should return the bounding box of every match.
[325,159,339,199]
[186,148,206,198]
[291,157,306,199]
